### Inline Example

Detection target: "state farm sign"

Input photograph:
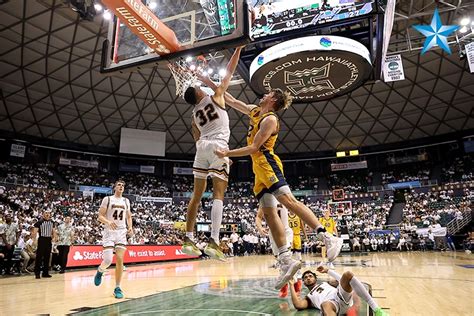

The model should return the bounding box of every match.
[67,245,197,267]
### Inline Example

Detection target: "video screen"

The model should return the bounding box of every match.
[250,0,376,39]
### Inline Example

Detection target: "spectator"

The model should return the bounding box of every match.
[0,214,20,275]
[56,216,74,273]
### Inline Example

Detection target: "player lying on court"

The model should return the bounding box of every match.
[177,46,244,261]
[94,180,133,299]
[290,266,389,316]
[201,64,343,289]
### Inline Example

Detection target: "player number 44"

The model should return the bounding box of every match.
[112,209,124,221]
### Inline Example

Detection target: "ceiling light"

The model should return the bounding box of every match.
[94,3,103,12]
[185,56,192,62]
[218,69,226,77]
[207,68,213,74]
[190,64,196,71]
[103,10,112,20]
[149,2,157,10]
[460,17,470,26]
[459,26,469,33]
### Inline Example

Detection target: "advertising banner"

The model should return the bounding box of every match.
[67,245,198,267]
[10,144,26,158]
[383,54,405,82]
[331,161,368,171]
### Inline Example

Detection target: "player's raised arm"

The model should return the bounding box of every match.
[289,279,309,310]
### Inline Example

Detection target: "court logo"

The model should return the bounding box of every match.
[320,37,332,48]
[257,56,265,65]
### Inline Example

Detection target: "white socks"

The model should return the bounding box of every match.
[350,276,379,310]
[210,199,223,243]
[186,232,194,240]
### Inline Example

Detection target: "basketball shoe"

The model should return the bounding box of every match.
[182,237,202,256]
[204,238,226,262]
[320,233,344,262]
[114,287,124,299]
[374,308,390,316]
[274,256,302,290]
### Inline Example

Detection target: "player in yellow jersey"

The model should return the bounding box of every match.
[202,69,343,289]
[319,210,338,268]
[288,211,307,262]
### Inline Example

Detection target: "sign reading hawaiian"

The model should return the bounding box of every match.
[249,36,372,103]
[67,245,197,267]
[383,54,405,82]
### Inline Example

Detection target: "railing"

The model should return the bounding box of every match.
[0,177,27,186]
[446,209,472,235]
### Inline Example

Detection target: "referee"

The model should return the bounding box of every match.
[33,210,56,279]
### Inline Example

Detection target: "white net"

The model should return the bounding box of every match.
[168,61,197,98]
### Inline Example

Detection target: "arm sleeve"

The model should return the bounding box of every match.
[34,221,41,228]
[327,270,342,281]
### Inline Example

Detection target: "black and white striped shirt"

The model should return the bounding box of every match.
[34,220,54,238]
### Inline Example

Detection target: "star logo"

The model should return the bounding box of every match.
[412,8,459,55]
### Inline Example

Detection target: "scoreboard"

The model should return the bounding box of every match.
[251,0,376,39]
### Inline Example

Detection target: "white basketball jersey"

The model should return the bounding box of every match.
[306,282,337,309]
[193,95,230,143]
[100,195,130,229]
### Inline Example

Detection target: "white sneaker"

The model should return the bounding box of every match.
[274,257,302,290]
[323,234,344,262]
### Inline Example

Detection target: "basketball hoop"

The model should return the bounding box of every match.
[168,55,208,97]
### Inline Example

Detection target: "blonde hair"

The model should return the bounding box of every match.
[272,89,293,111]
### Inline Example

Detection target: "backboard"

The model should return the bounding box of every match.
[100,0,249,74]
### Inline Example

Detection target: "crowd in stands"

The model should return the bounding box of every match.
[402,189,473,228]
[328,170,372,193]
[1,154,473,276]
[0,162,60,189]
[381,163,431,185]
[441,154,473,183]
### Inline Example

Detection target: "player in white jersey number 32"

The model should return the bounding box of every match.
[180,46,244,261]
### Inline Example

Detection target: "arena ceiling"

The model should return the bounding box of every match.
[0,0,473,155]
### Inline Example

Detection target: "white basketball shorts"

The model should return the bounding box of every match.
[102,228,127,249]
[193,139,230,181]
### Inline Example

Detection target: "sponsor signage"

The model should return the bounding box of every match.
[173,167,193,175]
[383,54,405,82]
[331,161,368,171]
[386,181,421,190]
[101,0,180,55]
[466,42,474,74]
[136,196,172,203]
[140,165,155,174]
[10,144,26,158]
[67,245,197,267]
[249,36,372,102]
[59,157,99,169]
[77,186,113,194]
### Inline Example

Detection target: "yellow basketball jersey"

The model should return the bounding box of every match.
[288,213,301,235]
[247,106,280,159]
[319,217,336,234]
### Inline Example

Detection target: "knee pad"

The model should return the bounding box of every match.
[102,248,114,267]
[259,193,278,208]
